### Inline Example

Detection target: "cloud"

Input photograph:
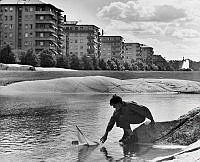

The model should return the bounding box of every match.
[97,1,187,22]
[172,29,200,39]
[104,20,164,35]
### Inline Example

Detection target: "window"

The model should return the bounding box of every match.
[9,33,13,37]
[30,7,33,12]
[9,24,13,29]
[10,7,13,12]
[75,40,78,43]
[29,15,33,19]
[25,15,29,19]
[30,24,33,29]
[29,32,33,37]
[40,33,44,37]
[5,16,8,21]
[40,41,44,46]
[80,46,83,50]
[24,41,29,45]
[40,16,44,20]
[25,24,28,29]
[80,39,83,43]
[25,33,29,37]
[74,45,78,50]
[25,41,32,46]
[5,8,8,12]
[4,33,7,38]
[10,16,13,21]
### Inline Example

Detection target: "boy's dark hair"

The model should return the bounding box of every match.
[110,94,122,106]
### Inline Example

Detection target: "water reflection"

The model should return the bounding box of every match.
[0,107,66,153]
[77,145,99,162]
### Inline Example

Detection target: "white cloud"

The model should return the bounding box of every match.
[97,1,187,22]
[172,29,200,39]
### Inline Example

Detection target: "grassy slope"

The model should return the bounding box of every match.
[1,70,200,86]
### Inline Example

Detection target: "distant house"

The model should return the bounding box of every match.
[124,43,141,63]
[99,36,124,62]
[139,45,154,62]
[63,21,100,58]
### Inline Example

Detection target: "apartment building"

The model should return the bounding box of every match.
[139,45,154,62]
[124,43,141,63]
[99,36,124,62]
[63,21,100,58]
[0,0,64,55]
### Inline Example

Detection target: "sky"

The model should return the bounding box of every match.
[43,0,200,61]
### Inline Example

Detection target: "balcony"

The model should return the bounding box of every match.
[35,19,55,24]
[51,33,58,38]
[35,11,56,16]
[35,36,56,42]
[35,28,55,33]
[87,35,96,39]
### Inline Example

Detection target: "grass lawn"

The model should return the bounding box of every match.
[0,70,200,86]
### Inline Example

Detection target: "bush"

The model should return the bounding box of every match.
[20,49,39,66]
[56,55,70,69]
[70,54,81,70]
[0,45,16,64]
[39,49,56,67]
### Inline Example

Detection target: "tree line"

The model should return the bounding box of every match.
[0,45,199,71]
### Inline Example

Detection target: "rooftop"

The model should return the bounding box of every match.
[0,0,63,12]
[0,0,45,5]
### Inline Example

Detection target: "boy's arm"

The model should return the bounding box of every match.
[100,111,119,143]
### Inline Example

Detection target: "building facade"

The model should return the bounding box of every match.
[0,0,64,55]
[124,43,141,63]
[138,45,154,63]
[63,21,100,58]
[99,36,124,62]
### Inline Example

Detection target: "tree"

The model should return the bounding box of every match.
[20,49,38,66]
[123,61,131,70]
[0,45,16,64]
[56,55,70,69]
[39,49,56,67]
[92,56,100,70]
[112,58,124,71]
[70,54,80,70]
[107,59,117,70]
[136,61,145,71]
[81,55,94,70]
[131,62,139,71]
[99,59,108,70]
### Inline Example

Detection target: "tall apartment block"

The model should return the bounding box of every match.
[139,45,154,62]
[124,43,141,63]
[99,36,124,62]
[0,0,64,55]
[63,21,100,58]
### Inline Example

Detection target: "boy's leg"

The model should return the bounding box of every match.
[119,128,131,142]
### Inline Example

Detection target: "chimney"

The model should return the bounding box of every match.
[64,15,67,22]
